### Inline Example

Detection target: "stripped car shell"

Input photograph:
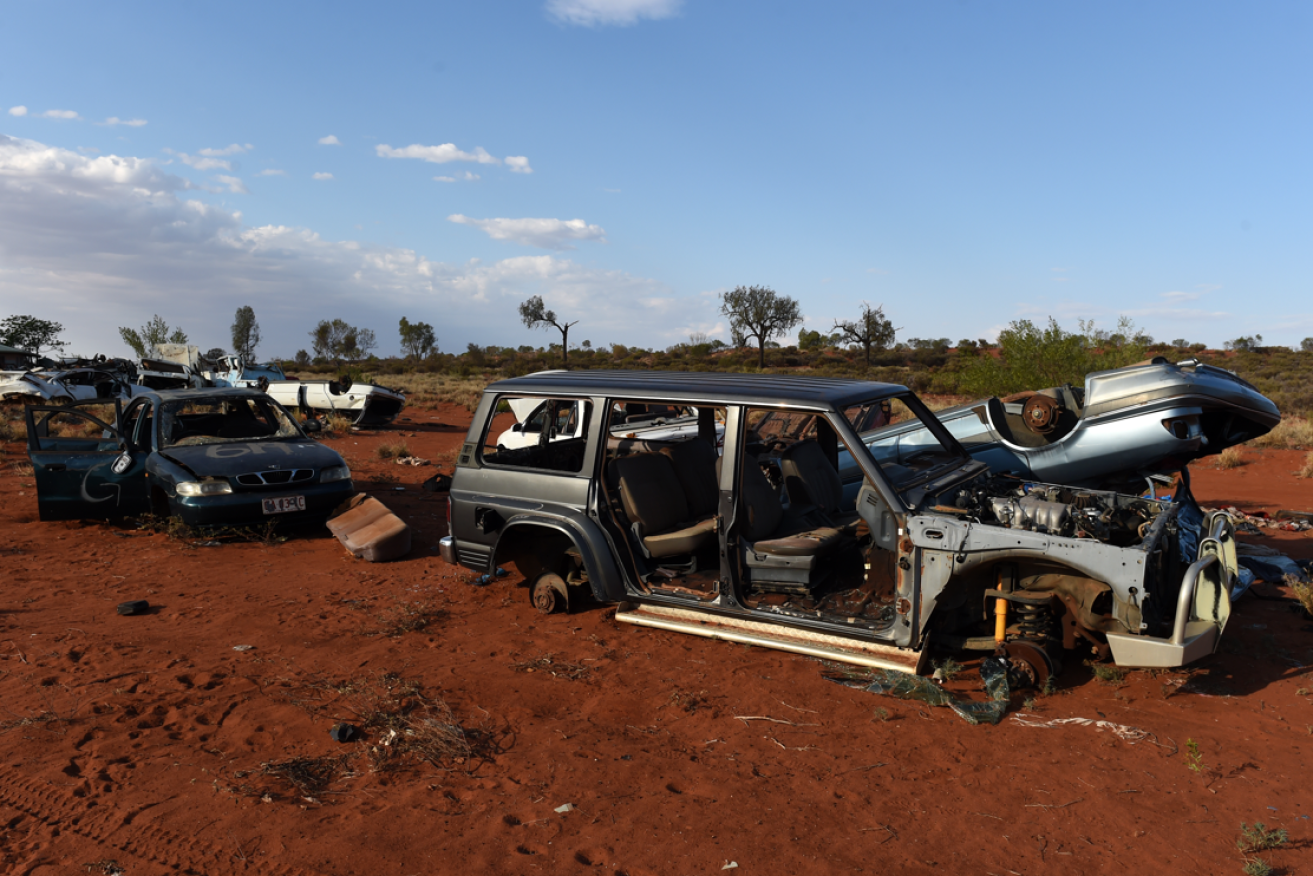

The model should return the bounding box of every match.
[811,357,1279,499]
[441,371,1235,680]
[25,388,354,526]
[207,356,407,426]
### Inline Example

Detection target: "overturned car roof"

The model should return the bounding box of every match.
[486,370,907,408]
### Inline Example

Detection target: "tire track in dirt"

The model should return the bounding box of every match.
[0,765,327,876]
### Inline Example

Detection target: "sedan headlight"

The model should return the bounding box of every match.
[176,480,232,497]
[321,465,352,483]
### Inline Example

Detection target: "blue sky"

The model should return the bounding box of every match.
[1,0,1309,359]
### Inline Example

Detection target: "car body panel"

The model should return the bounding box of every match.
[206,356,407,426]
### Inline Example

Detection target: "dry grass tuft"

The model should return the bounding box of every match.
[325,413,353,433]
[509,654,592,681]
[1298,451,1313,479]
[10,461,34,477]
[259,754,355,797]
[1248,416,1313,450]
[375,440,412,460]
[370,599,445,636]
[386,374,493,411]
[1217,446,1245,469]
[0,416,23,442]
[1290,575,1313,619]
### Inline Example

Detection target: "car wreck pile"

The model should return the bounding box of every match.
[1,344,406,426]
[14,349,1288,685]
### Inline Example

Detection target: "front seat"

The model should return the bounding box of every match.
[734,455,847,595]
[779,440,861,533]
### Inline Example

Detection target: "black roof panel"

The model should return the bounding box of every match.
[485,370,907,409]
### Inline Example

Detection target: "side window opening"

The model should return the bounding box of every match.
[480,396,590,474]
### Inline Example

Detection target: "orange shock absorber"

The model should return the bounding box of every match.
[994,598,1009,644]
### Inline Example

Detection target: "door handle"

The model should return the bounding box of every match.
[47,463,66,472]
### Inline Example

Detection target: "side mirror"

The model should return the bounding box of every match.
[303,418,323,433]
[511,423,523,433]
[111,451,132,475]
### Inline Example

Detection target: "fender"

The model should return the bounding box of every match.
[492,510,628,603]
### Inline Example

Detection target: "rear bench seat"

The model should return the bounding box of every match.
[608,451,716,559]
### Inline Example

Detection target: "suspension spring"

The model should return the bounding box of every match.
[1013,600,1056,644]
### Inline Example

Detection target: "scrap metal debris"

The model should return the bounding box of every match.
[825,657,1011,725]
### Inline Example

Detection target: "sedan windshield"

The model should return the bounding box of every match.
[160,397,302,447]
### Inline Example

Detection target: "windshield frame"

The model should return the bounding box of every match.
[158,394,306,448]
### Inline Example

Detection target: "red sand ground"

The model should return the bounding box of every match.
[2,406,1311,875]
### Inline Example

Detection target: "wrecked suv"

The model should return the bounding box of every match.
[441,372,1236,681]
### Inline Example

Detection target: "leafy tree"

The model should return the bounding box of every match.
[1302,337,1313,353]
[832,302,897,367]
[1224,334,1263,353]
[356,328,377,359]
[294,349,311,366]
[519,295,577,369]
[398,317,437,359]
[798,327,840,351]
[956,339,980,357]
[309,319,360,363]
[720,285,802,369]
[960,316,1147,396]
[119,314,187,359]
[0,315,67,356]
[204,347,227,360]
[231,306,261,362]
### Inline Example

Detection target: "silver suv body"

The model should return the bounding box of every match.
[441,371,1234,680]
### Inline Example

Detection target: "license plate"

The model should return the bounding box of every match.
[262,496,306,515]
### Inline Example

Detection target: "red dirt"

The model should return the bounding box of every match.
[2,407,1312,875]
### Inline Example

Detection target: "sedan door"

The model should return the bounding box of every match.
[25,398,151,521]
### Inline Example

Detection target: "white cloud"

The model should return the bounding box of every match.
[448,215,607,250]
[434,171,480,183]
[0,134,689,356]
[318,135,341,145]
[164,149,232,171]
[78,146,101,155]
[8,106,27,117]
[37,109,81,120]
[547,0,682,26]
[376,142,501,165]
[313,172,334,180]
[199,143,252,157]
[215,175,248,194]
[102,117,148,127]
[505,155,533,174]
[258,168,286,176]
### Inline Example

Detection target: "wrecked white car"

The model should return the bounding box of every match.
[442,372,1239,683]
[1,364,149,405]
[206,355,407,426]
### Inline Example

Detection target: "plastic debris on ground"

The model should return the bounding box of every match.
[471,566,510,586]
[825,656,1011,725]
[1010,713,1156,744]
[554,803,574,813]
[1205,505,1313,533]
[394,456,430,466]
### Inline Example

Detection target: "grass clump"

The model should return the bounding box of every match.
[1290,576,1313,618]
[1218,446,1245,469]
[1237,822,1288,853]
[1241,859,1273,876]
[1183,738,1207,773]
[0,416,23,442]
[1298,451,1313,479]
[1086,660,1126,685]
[376,440,412,460]
[932,658,963,681]
[510,653,592,681]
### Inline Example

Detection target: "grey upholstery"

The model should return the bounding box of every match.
[661,439,720,518]
[609,452,716,559]
[780,440,861,532]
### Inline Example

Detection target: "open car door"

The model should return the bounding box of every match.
[25,398,151,521]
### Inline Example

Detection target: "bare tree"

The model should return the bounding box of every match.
[519,295,577,369]
[832,302,897,367]
[719,285,802,369]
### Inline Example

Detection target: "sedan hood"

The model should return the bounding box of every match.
[159,440,346,478]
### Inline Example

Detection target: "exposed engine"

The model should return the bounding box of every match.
[947,477,1164,547]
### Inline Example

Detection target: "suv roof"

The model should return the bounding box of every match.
[485,370,908,409]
